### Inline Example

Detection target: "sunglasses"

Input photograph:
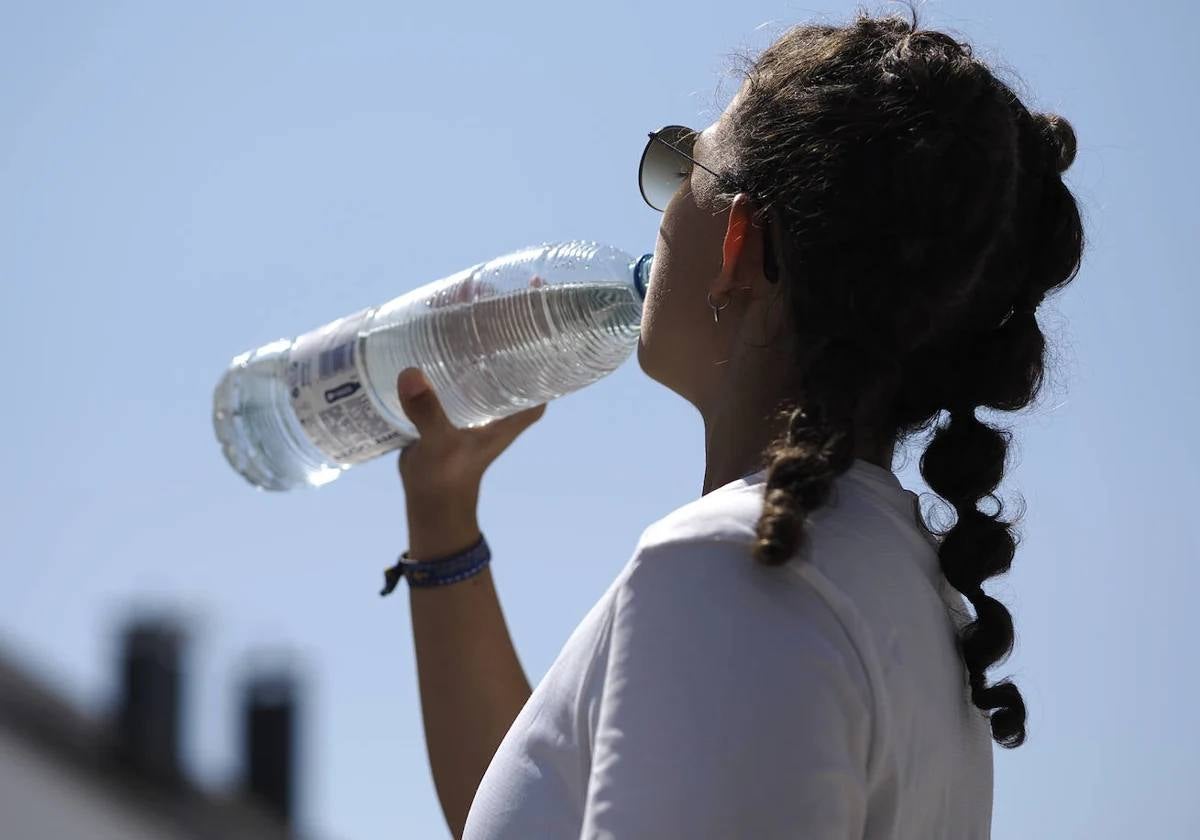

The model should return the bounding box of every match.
[638,125,717,211]
[638,124,779,283]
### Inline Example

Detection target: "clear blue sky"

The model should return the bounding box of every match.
[1,1,1195,838]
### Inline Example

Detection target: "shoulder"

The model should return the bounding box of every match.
[621,484,852,634]
[635,483,763,550]
[615,518,874,706]
[595,524,879,794]
[616,478,891,693]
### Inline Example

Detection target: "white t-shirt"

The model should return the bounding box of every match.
[462,459,993,839]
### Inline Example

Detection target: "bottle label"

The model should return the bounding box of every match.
[287,308,403,465]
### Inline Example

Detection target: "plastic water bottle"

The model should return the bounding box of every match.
[213,241,653,491]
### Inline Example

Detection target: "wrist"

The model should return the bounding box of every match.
[406,510,481,562]
[381,526,488,596]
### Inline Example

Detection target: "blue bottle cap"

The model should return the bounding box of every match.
[632,253,653,301]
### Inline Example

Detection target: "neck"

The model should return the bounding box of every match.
[697,310,895,497]
[701,398,784,496]
[700,370,896,496]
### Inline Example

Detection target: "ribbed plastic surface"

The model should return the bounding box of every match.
[213,242,649,491]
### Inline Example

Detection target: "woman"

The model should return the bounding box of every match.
[388,7,1084,838]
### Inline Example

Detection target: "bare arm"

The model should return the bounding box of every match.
[393,366,546,839]
[406,503,532,839]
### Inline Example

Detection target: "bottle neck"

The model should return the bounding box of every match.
[632,253,653,301]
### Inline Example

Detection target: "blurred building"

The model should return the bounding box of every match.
[0,616,319,840]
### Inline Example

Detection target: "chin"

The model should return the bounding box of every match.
[636,332,664,384]
[636,335,695,404]
[635,335,665,389]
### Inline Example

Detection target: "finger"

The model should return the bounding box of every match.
[397,367,452,437]
[478,403,547,451]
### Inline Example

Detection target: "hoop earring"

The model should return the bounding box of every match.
[707,291,731,324]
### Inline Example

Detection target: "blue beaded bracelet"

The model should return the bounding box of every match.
[380,533,491,595]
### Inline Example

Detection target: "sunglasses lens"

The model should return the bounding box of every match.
[639,126,696,211]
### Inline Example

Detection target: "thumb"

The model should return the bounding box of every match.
[397,367,451,436]
[477,402,547,459]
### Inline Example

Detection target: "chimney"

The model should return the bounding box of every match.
[241,668,299,825]
[115,617,186,783]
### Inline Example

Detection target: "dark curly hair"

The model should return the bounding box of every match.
[710,5,1086,749]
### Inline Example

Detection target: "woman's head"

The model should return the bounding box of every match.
[641,5,1085,749]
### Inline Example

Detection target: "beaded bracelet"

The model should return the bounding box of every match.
[379,533,491,595]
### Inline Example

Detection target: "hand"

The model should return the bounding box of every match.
[395,367,547,509]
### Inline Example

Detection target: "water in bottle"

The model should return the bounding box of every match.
[213,241,653,491]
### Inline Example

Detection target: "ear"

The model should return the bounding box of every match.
[715,193,766,297]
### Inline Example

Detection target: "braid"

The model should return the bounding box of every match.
[890,56,1082,750]
[753,337,900,566]
[920,406,1026,746]
[753,407,853,567]
[719,4,1086,750]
